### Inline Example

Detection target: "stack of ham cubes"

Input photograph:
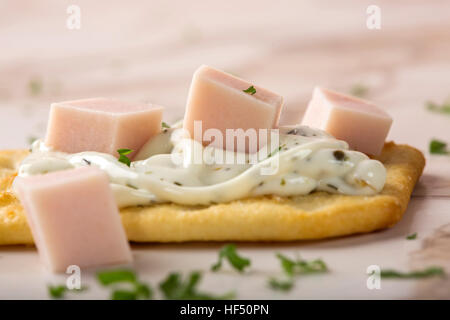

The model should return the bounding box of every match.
[14,65,392,273]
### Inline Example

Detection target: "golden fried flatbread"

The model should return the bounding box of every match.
[0,142,425,245]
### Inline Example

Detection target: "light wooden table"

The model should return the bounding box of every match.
[0,0,449,299]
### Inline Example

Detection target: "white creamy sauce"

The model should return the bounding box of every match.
[18,124,386,208]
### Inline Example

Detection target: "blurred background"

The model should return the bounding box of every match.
[1,0,449,150]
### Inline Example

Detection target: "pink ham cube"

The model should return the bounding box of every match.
[301,87,392,155]
[13,167,132,272]
[45,97,164,157]
[183,65,283,152]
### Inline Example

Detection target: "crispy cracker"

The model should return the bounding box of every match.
[0,142,425,245]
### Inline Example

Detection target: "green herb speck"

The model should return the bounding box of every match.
[97,269,137,285]
[27,136,38,145]
[48,285,87,299]
[159,271,234,300]
[211,244,251,273]
[97,269,153,300]
[243,85,256,95]
[406,232,417,240]
[28,78,43,96]
[350,84,369,98]
[426,100,450,115]
[268,277,294,291]
[268,144,285,158]
[276,253,328,277]
[380,266,445,279]
[429,139,449,155]
[117,148,133,167]
[48,285,66,299]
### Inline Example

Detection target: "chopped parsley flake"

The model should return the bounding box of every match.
[48,285,66,299]
[97,269,137,285]
[276,253,328,276]
[426,100,450,115]
[161,122,170,129]
[28,78,43,96]
[110,282,152,300]
[48,285,87,299]
[243,85,256,95]
[97,269,153,300]
[159,271,234,300]
[27,136,38,145]
[211,244,251,273]
[380,266,445,279]
[117,148,133,167]
[268,277,294,291]
[268,253,328,292]
[268,144,286,158]
[429,139,449,155]
[350,84,369,98]
[406,232,417,240]
[111,290,138,300]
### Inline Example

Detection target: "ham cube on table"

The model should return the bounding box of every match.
[183,65,284,152]
[13,166,132,273]
[301,87,392,155]
[45,97,164,157]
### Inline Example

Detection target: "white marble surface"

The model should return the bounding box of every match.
[0,0,449,299]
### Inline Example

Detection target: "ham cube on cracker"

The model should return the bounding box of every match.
[183,65,283,152]
[45,97,163,157]
[301,87,392,155]
[13,166,132,272]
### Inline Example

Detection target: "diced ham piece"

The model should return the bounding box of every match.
[301,87,392,155]
[45,97,164,157]
[13,167,132,272]
[183,65,284,152]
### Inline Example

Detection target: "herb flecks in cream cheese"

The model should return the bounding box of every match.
[18,124,387,208]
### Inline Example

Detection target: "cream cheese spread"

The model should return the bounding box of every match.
[18,123,386,207]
